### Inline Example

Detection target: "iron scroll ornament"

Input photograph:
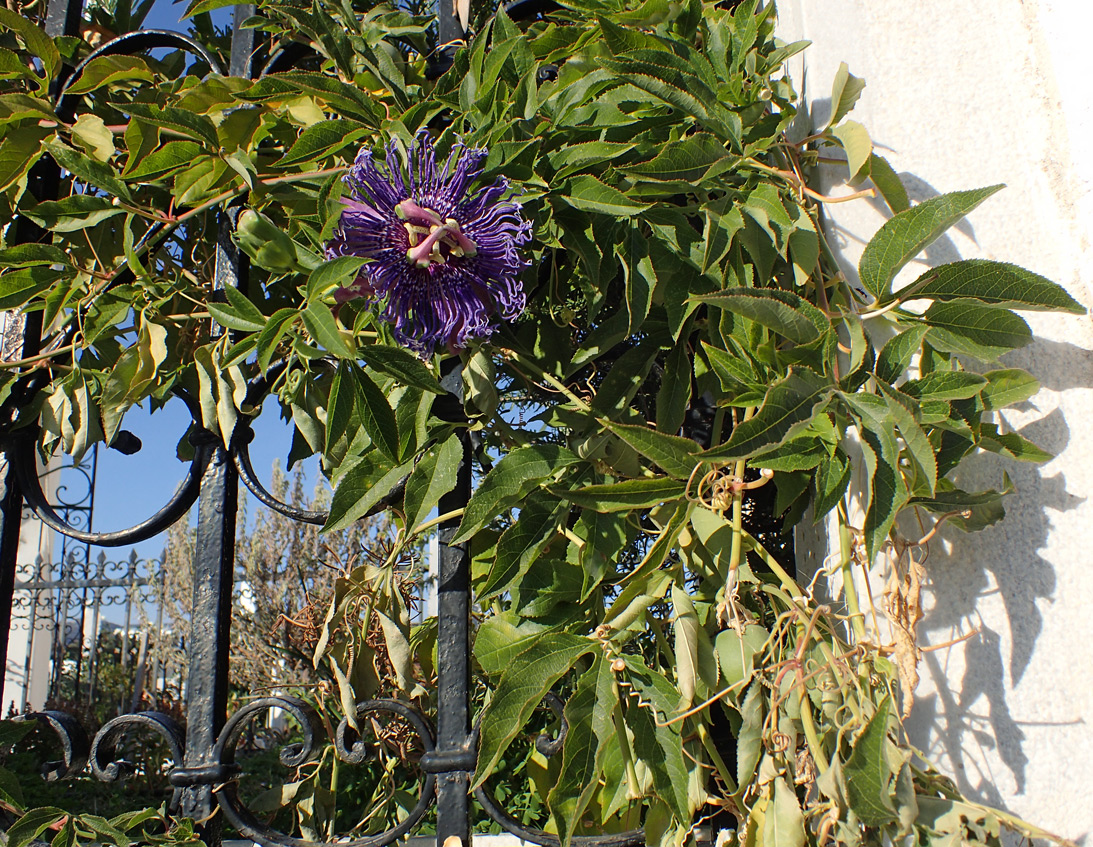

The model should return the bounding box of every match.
[24,690,643,847]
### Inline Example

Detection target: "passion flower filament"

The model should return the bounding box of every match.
[325,135,532,354]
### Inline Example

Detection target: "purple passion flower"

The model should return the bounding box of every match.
[326,135,532,355]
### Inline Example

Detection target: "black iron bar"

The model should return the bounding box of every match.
[434,360,473,847]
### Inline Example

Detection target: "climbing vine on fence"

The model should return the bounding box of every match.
[0,0,1084,844]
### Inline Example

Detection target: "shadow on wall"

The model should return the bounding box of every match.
[814,167,1091,809]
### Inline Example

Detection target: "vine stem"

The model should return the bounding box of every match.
[410,507,464,538]
[837,500,868,642]
[498,348,593,413]
[725,407,755,606]
[0,342,78,369]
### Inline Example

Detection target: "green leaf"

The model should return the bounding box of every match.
[874,325,928,384]
[979,425,1053,463]
[830,120,871,181]
[601,420,700,480]
[120,103,219,148]
[279,119,370,167]
[352,364,399,461]
[901,259,1085,313]
[483,497,565,598]
[559,174,652,217]
[749,436,826,472]
[844,394,909,558]
[763,778,806,847]
[880,385,936,495]
[472,633,597,787]
[0,266,64,310]
[547,658,613,847]
[620,133,733,183]
[324,454,412,532]
[702,369,831,461]
[736,682,764,787]
[825,61,865,129]
[812,449,851,520]
[656,339,691,435]
[473,613,547,677]
[0,243,66,266]
[44,140,131,201]
[358,346,443,394]
[6,807,67,847]
[0,126,49,191]
[558,476,686,512]
[0,9,58,80]
[901,371,986,402]
[306,255,368,300]
[844,697,897,827]
[123,141,204,180]
[63,55,153,95]
[858,185,1004,298]
[980,368,1039,410]
[923,301,1031,360]
[715,624,767,690]
[868,153,909,214]
[453,445,578,543]
[403,434,462,531]
[547,140,637,178]
[694,288,829,344]
[302,301,355,359]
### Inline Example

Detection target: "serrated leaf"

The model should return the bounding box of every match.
[0,9,58,80]
[826,61,865,129]
[858,185,1004,298]
[358,346,443,393]
[560,174,652,217]
[302,301,355,359]
[843,393,909,558]
[557,476,686,512]
[472,633,597,788]
[306,255,368,300]
[453,445,578,543]
[483,497,565,598]
[702,369,831,461]
[979,425,1053,463]
[620,132,732,183]
[923,301,1031,361]
[279,119,370,167]
[352,365,399,461]
[694,288,829,344]
[901,259,1084,313]
[404,434,461,531]
[0,266,64,310]
[868,153,909,214]
[601,420,700,480]
[324,454,411,532]
[874,325,928,384]
[980,368,1039,410]
[812,449,851,520]
[121,103,219,148]
[122,140,204,180]
[63,55,153,95]
[844,697,897,826]
[901,371,986,402]
[763,778,806,847]
[6,807,67,847]
[715,624,767,690]
[44,140,131,201]
[831,120,871,181]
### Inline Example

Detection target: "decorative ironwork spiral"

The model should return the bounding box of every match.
[471,692,644,847]
[21,710,90,781]
[210,696,437,847]
[90,711,186,782]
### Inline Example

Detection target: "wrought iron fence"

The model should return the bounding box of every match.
[0,0,640,845]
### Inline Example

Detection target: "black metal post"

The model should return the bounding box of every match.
[178,446,238,841]
[434,361,473,847]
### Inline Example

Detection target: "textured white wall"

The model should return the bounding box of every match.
[777,0,1093,839]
